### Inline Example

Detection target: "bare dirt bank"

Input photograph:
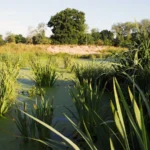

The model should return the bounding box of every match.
[46,45,106,55]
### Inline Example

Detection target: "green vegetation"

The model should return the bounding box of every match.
[30,56,58,87]
[48,8,85,44]
[0,61,19,116]
[0,7,150,150]
[15,96,54,149]
[1,8,149,46]
[0,6,148,50]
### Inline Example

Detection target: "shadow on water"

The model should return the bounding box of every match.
[17,78,35,86]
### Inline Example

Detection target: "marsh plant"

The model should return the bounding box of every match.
[109,78,150,150]
[66,77,150,150]
[15,103,30,143]
[32,96,54,140]
[69,80,112,149]
[15,96,54,148]
[72,63,116,91]
[30,57,58,87]
[113,38,150,94]
[0,62,19,116]
[63,55,74,69]
[17,75,150,150]
[28,86,45,97]
[0,52,21,68]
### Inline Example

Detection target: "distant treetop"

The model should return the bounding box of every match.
[47,8,86,44]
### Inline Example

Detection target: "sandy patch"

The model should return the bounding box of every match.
[46,45,105,55]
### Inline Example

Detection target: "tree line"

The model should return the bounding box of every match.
[0,8,150,47]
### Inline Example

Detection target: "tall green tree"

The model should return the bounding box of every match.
[112,22,136,46]
[15,34,26,43]
[99,30,114,45]
[91,28,100,44]
[48,8,85,44]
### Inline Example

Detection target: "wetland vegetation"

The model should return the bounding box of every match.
[0,31,150,150]
[0,7,150,150]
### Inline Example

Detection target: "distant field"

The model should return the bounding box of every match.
[0,43,127,57]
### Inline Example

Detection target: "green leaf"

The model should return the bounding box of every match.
[20,110,80,150]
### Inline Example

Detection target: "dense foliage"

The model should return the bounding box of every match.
[47,8,86,44]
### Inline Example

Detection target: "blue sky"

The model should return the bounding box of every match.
[0,0,149,37]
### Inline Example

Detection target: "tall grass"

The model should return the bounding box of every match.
[0,43,48,53]
[69,80,112,149]
[16,74,150,150]
[63,54,74,69]
[72,62,117,91]
[0,62,19,116]
[15,96,54,149]
[110,78,150,150]
[66,77,150,150]
[30,56,58,87]
[32,96,54,140]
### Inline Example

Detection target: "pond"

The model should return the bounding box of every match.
[0,67,78,150]
[0,58,113,150]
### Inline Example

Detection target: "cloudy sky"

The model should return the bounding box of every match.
[0,0,149,37]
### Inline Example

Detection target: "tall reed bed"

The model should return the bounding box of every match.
[15,71,150,149]
[69,81,112,149]
[0,61,19,116]
[15,96,54,149]
[72,62,117,91]
[30,56,58,87]
[62,54,74,69]
[65,77,150,150]
[110,78,150,150]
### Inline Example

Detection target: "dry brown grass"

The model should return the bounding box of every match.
[0,43,127,56]
[0,43,49,53]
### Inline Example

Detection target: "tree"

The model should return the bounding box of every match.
[26,23,51,44]
[15,34,26,43]
[140,19,150,32]
[78,33,94,45]
[48,8,86,44]
[91,28,100,44]
[112,22,136,47]
[32,23,51,44]
[32,34,50,44]
[5,32,15,43]
[99,30,114,45]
